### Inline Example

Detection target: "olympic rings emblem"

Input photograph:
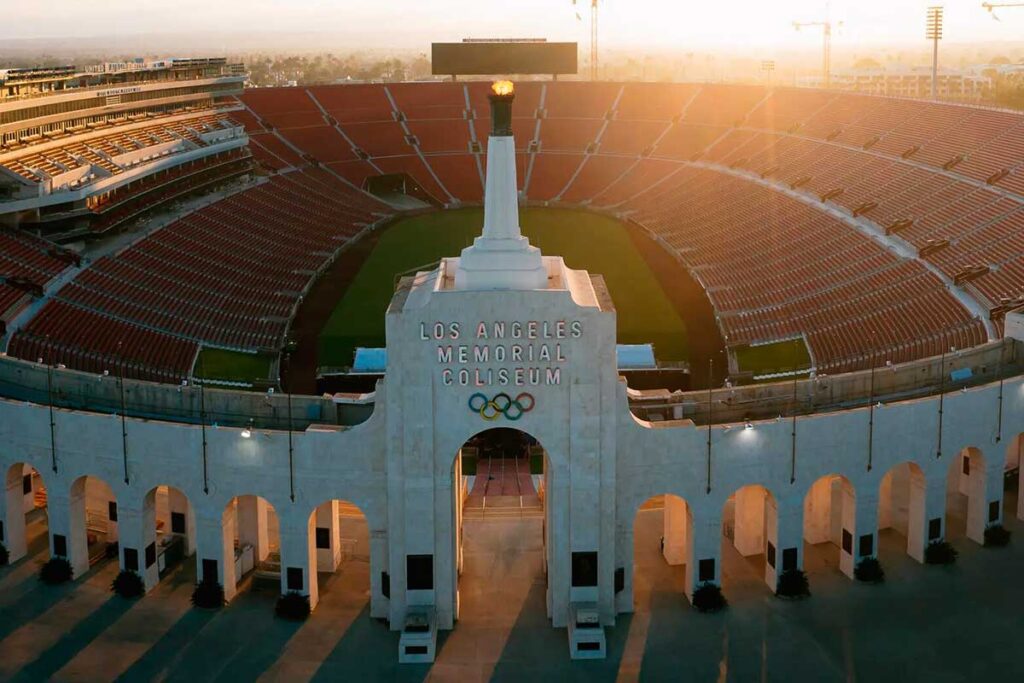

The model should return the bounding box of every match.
[468,392,535,421]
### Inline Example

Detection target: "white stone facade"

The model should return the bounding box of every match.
[0,286,1021,644]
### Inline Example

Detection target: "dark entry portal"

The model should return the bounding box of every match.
[462,428,542,511]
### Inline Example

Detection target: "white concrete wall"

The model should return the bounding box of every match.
[0,333,1021,632]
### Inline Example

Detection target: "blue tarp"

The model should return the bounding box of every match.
[353,347,388,373]
[616,344,656,370]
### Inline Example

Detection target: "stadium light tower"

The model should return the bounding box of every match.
[573,0,600,80]
[927,6,944,100]
[983,2,1024,21]
[793,17,841,89]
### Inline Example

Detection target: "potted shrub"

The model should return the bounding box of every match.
[691,582,727,613]
[775,569,810,599]
[924,540,958,565]
[854,557,885,583]
[0,542,9,567]
[191,578,226,609]
[111,569,145,598]
[105,542,119,560]
[983,524,1011,548]
[39,557,73,584]
[275,591,311,621]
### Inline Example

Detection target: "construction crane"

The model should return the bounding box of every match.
[573,0,600,81]
[983,2,1024,20]
[793,18,841,89]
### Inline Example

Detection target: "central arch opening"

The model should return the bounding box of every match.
[450,427,549,630]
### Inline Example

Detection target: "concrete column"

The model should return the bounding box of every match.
[315,501,342,573]
[103,490,119,543]
[546,467,569,628]
[853,492,879,568]
[369,527,389,620]
[118,498,159,592]
[278,509,318,610]
[733,487,766,557]
[1018,462,1024,522]
[2,467,27,563]
[983,457,1005,530]
[237,495,270,563]
[684,512,719,600]
[838,482,856,578]
[908,476,944,563]
[614,519,634,614]
[764,499,802,592]
[168,488,195,556]
[433,470,455,631]
[195,512,237,602]
[47,483,90,580]
[662,495,688,565]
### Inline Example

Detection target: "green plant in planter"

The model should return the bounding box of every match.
[983,524,1011,548]
[275,591,311,621]
[105,542,120,560]
[191,579,226,609]
[924,540,958,565]
[775,568,810,599]
[39,557,73,584]
[854,557,885,583]
[111,569,145,598]
[691,582,728,613]
[0,542,9,567]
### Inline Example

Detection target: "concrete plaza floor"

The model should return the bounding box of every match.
[0,490,1022,682]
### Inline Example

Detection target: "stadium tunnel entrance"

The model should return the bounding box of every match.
[364,172,441,209]
[451,427,548,624]
[1,463,48,566]
[66,475,119,576]
[218,494,281,602]
[119,485,196,593]
[304,499,369,611]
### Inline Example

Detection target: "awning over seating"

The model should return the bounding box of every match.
[616,344,656,370]
[352,347,387,373]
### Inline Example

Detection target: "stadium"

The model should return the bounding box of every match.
[0,30,1023,678]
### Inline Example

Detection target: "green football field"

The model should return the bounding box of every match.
[318,207,689,369]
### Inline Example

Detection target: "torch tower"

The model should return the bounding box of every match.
[454,81,548,291]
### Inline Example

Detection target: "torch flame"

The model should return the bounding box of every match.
[491,80,514,96]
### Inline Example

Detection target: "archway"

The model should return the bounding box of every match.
[721,485,777,593]
[305,499,369,612]
[221,495,280,601]
[803,474,856,577]
[69,475,118,569]
[450,427,547,627]
[946,447,989,544]
[1,463,48,565]
[878,462,928,561]
[632,494,694,612]
[122,485,195,592]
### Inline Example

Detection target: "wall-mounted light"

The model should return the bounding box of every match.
[240,419,253,439]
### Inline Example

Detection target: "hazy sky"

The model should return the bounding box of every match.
[5,1,1023,50]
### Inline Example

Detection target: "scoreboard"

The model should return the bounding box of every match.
[432,41,578,76]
